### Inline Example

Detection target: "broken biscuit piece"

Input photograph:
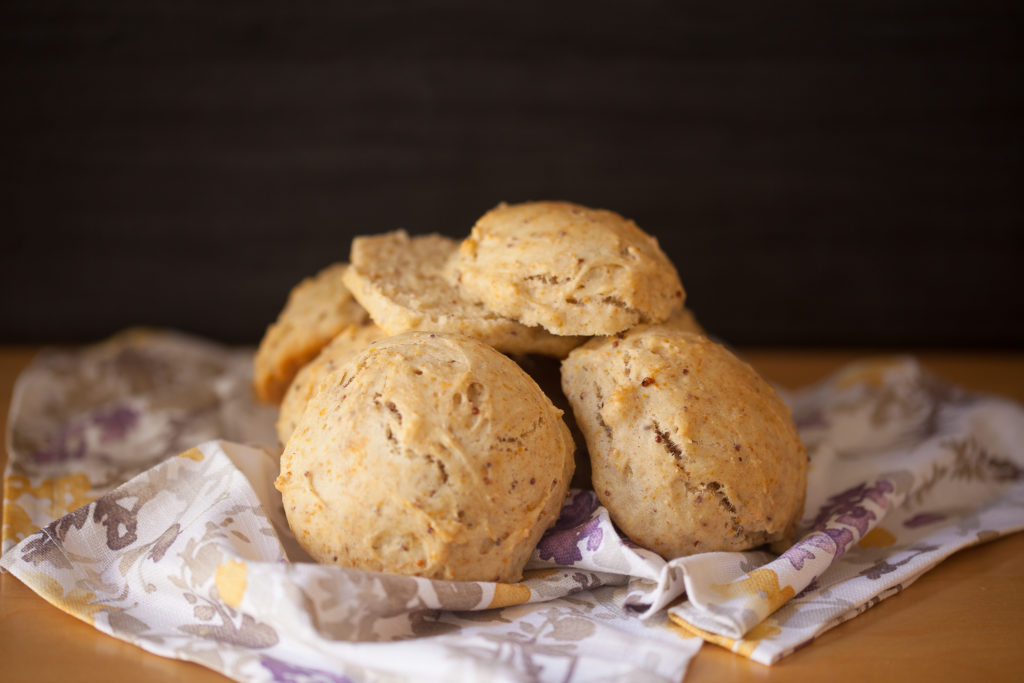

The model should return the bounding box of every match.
[343,230,584,357]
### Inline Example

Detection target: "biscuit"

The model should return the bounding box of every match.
[448,201,685,335]
[276,331,576,582]
[561,327,806,558]
[660,306,705,336]
[342,230,584,357]
[254,263,370,403]
[275,323,388,446]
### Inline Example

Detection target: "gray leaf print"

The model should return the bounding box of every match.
[180,611,279,649]
[107,610,152,637]
[548,616,596,642]
[148,524,182,562]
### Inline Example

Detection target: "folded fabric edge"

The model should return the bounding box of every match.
[0,567,251,683]
[667,566,930,667]
[667,520,1024,665]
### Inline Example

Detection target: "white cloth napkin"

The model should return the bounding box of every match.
[3,330,1023,681]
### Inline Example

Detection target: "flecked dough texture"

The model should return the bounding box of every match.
[254,263,371,403]
[448,201,685,336]
[561,328,806,559]
[342,230,584,358]
[660,306,705,337]
[276,332,576,582]
[275,323,388,446]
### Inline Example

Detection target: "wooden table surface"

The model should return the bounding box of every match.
[2,346,1023,682]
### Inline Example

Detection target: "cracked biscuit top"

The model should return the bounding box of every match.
[275,331,575,582]
[561,327,806,559]
[447,201,685,336]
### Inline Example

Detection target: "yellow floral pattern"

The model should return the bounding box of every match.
[669,615,783,659]
[216,560,248,608]
[710,568,796,621]
[2,473,94,545]
[488,582,533,608]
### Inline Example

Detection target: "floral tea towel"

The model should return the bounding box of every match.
[3,330,1024,679]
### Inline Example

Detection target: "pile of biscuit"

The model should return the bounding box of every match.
[256,200,807,583]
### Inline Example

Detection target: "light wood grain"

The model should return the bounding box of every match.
[2,347,1023,682]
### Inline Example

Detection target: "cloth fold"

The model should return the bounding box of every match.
[3,330,1024,679]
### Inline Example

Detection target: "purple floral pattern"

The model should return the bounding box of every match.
[30,422,88,464]
[93,405,140,443]
[30,405,139,465]
[809,480,896,535]
[536,515,604,565]
[534,490,606,564]
[260,656,354,683]
[904,512,946,528]
[778,533,834,572]
[550,490,600,531]
[775,479,897,574]
[858,544,939,580]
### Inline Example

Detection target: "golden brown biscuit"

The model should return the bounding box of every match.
[659,306,705,336]
[276,331,576,582]
[275,323,388,446]
[342,230,584,357]
[561,328,806,558]
[253,263,370,404]
[448,201,685,335]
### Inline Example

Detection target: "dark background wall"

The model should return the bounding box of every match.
[2,1,1021,347]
